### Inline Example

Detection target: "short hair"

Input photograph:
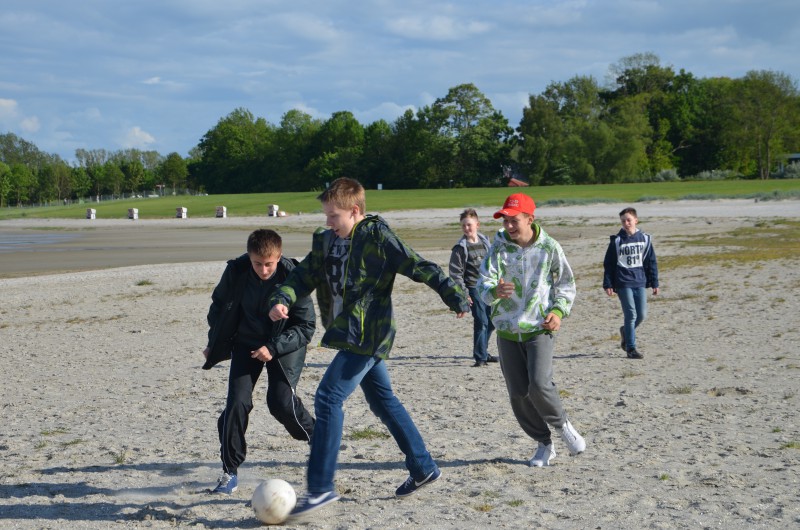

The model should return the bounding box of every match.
[247,229,282,257]
[317,177,366,214]
[619,207,638,218]
[459,208,479,222]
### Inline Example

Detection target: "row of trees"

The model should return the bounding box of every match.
[2,53,799,207]
[0,134,189,207]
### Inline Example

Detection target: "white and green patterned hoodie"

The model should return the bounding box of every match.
[476,225,576,341]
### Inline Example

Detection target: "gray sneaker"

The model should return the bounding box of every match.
[528,442,556,467]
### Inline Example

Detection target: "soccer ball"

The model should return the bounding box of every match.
[252,479,297,525]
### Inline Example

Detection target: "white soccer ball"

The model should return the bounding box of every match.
[252,479,297,525]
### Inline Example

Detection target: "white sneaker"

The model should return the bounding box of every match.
[557,420,586,455]
[528,442,556,467]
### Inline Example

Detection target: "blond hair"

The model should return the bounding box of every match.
[317,177,366,214]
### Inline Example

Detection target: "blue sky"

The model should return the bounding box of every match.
[1,1,797,163]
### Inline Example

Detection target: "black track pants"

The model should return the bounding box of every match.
[217,346,314,475]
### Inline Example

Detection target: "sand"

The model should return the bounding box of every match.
[1,199,798,529]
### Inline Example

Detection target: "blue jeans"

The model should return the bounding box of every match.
[306,350,437,493]
[617,287,647,350]
[469,287,495,362]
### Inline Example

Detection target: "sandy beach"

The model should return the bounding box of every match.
[1,198,798,529]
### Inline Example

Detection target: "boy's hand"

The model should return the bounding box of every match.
[541,312,561,331]
[251,346,273,362]
[652,287,659,295]
[605,288,615,296]
[202,346,210,359]
[269,304,289,321]
[496,278,515,299]
[456,311,467,318]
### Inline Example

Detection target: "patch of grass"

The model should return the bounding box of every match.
[621,369,641,379]
[346,427,390,441]
[41,427,69,436]
[668,385,692,395]
[135,279,154,286]
[659,220,800,270]
[559,389,571,398]
[112,449,128,464]
[474,503,494,512]
[780,441,800,450]
[60,438,85,447]
[772,427,782,433]
[35,440,47,449]
[507,499,524,507]
[659,473,670,481]
[4,181,800,221]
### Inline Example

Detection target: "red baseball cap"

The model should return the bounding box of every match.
[493,193,536,219]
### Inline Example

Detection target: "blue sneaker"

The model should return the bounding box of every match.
[289,490,340,518]
[210,472,238,495]
[395,467,441,497]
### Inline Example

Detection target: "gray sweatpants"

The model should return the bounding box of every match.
[497,333,567,445]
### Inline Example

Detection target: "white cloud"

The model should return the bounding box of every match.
[120,126,156,149]
[387,15,491,41]
[355,101,416,124]
[20,116,40,133]
[0,98,20,121]
[274,13,342,42]
[0,98,41,134]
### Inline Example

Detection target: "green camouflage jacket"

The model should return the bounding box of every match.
[269,214,469,359]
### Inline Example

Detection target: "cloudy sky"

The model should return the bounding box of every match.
[1,1,797,162]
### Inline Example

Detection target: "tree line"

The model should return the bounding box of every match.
[1,53,798,207]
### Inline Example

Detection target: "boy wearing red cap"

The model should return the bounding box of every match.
[476,193,585,467]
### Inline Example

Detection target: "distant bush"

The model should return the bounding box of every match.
[774,164,800,179]
[690,169,742,181]
[652,169,679,182]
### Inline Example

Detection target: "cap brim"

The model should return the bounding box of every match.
[493,208,519,219]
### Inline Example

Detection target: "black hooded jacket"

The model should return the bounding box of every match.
[203,254,316,388]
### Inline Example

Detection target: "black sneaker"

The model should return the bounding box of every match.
[619,327,626,351]
[395,467,441,497]
[289,490,340,518]
[626,348,643,359]
[486,355,499,363]
[472,361,488,367]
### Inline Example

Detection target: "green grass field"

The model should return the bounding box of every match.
[2,180,799,220]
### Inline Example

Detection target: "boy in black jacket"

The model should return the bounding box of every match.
[203,229,316,494]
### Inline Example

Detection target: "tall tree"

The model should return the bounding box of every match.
[307,111,365,188]
[195,108,274,193]
[731,70,800,179]
[430,83,512,187]
[159,153,188,192]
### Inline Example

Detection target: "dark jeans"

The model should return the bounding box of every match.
[469,286,495,362]
[217,345,314,475]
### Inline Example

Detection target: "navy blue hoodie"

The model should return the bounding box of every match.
[603,229,658,290]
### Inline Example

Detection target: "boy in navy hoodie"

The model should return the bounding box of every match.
[603,207,659,359]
